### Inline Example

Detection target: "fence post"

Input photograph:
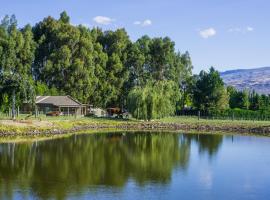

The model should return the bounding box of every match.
[198,110,200,120]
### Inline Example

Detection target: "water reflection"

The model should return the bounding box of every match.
[184,134,223,157]
[0,132,224,200]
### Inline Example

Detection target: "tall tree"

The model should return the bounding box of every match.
[149,37,175,81]
[193,67,229,111]
[32,12,96,103]
[97,28,131,107]
[0,15,36,116]
[228,87,249,109]
[89,28,109,107]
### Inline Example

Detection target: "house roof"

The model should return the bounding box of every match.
[36,96,82,107]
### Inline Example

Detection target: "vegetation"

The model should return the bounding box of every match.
[192,67,229,111]
[127,81,179,120]
[0,12,270,121]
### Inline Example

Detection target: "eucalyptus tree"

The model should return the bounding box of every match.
[0,15,36,117]
[89,28,109,107]
[32,12,96,103]
[149,37,175,81]
[0,12,196,115]
[97,28,131,107]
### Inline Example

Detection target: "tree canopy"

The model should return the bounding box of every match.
[0,12,193,119]
[1,12,269,120]
[193,67,229,111]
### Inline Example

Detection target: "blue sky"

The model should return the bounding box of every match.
[1,0,269,73]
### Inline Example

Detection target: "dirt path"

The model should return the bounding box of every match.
[0,120,54,127]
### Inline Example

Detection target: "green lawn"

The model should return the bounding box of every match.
[158,116,270,127]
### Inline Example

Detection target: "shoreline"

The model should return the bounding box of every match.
[1,117,270,142]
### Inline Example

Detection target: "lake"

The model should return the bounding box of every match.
[0,132,270,200]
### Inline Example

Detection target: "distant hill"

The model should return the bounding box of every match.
[220,66,270,94]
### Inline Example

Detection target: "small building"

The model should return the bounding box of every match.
[35,96,87,116]
[90,107,107,117]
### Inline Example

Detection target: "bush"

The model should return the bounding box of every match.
[209,108,270,120]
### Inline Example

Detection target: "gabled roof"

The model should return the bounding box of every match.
[36,96,82,107]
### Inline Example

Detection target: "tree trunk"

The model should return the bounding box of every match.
[12,89,16,120]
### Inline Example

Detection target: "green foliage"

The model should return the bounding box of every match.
[8,12,270,120]
[127,81,180,120]
[228,87,249,109]
[193,67,229,111]
[249,90,260,110]
[258,94,270,112]
[0,15,36,110]
[227,87,270,116]
[35,81,59,96]
[32,15,96,103]
[210,108,270,120]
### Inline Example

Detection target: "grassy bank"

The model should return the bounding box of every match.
[1,116,270,143]
[159,116,270,127]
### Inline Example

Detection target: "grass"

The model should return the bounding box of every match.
[1,115,270,143]
[158,116,270,127]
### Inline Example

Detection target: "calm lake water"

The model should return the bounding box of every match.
[0,132,270,200]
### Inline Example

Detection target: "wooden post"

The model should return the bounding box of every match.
[68,107,69,117]
[198,110,200,120]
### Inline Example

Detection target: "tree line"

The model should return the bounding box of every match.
[0,12,269,120]
[191,67,270,119]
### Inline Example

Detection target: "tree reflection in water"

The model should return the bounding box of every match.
[183,134,223,157]
[0,132,223,200]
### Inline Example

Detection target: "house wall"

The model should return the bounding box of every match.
[37,104,58,114]
[60,107,82,116]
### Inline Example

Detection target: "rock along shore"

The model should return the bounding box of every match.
[1,122,270,137]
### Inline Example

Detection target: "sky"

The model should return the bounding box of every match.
[0,0,269,73]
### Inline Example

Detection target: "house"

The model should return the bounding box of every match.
[34,96,87,116]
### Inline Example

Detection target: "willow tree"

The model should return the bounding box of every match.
[127,81,180,120]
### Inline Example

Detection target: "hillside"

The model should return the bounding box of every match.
[220,67,270,94]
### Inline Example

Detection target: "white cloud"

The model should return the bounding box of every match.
[142,19,152,27]
[134,19,152,27]
[93,16,114,25]
[199,28,216,39]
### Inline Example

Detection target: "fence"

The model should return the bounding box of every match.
[176,109,270,121]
